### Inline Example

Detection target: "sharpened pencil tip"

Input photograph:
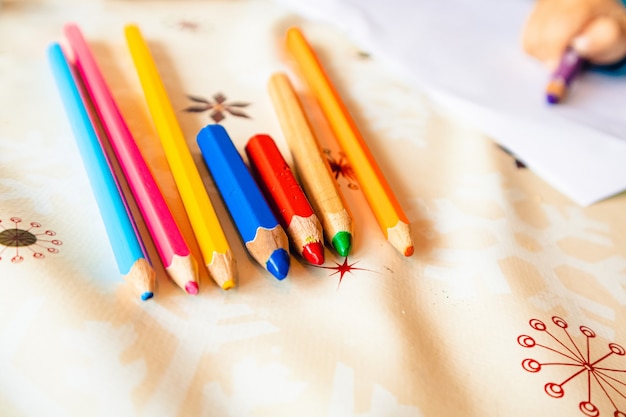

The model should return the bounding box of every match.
[266,248,290,280]
[546,94,559,104]
[221,279,235,291]
[185,281,199,295]
[302,241,325,265]
[141,292,154,301]
[404,245,415,257]
[332,231,352,257]
[545,79,565,105]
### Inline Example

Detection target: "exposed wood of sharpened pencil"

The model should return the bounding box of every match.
[48,43,155,301]
[124,24,236,289]
[64,23,199,295]
[245,134,324,265]
[196,124,291,281]
[268,72,353,257]
[285,27,414,257]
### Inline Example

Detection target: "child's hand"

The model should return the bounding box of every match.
[522,0,626,67]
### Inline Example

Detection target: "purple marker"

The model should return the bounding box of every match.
[545,48,584,104]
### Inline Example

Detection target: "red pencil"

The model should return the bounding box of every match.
[245,134,324,265]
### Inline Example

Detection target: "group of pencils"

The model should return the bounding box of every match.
[48,24,414,301]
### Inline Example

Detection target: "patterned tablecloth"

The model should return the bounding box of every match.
[1,1,625,416]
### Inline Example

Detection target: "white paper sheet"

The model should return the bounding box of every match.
[276,0,626,206]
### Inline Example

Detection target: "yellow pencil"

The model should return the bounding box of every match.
[285,27,414,257]
[124,24,236,289]
[268,72,353,257]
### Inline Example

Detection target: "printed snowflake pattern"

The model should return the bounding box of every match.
[418,171,626,337]
[184,93,251,123]
[0,217,62,263]
[175,19,201,32]
[0,132,88,216]
[324,149,359,190]
[518,316,626,416]
[202,358,307,417]
[162,15,212,33]
[328,363,424,417]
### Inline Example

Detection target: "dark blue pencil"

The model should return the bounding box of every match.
[197,124,290,280]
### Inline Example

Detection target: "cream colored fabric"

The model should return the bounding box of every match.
[1,1,625,416]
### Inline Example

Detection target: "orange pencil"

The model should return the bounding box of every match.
[285,27,414,257]
[245,134,324,265]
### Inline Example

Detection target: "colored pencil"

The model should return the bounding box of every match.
[48,43,155,301]
[63,24,199,295]
[124,24,236,289]
[267,72,353,257]
[285,27,414,257]
[197,125,290,280]
[245,134,324,265]
[545,47,584,104]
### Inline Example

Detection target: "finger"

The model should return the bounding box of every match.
[573,16,626,64]
[523,2,592,65]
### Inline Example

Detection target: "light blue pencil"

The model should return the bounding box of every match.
[197,124,290,280]
[47,43,155,301]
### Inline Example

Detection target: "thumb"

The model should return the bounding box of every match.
[572,15,626,64]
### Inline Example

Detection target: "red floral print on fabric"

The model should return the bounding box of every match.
[518,316,626,417]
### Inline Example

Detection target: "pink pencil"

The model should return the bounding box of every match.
[64,23,199,295]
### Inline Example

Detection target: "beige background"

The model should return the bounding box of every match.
[1,1,625,416]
